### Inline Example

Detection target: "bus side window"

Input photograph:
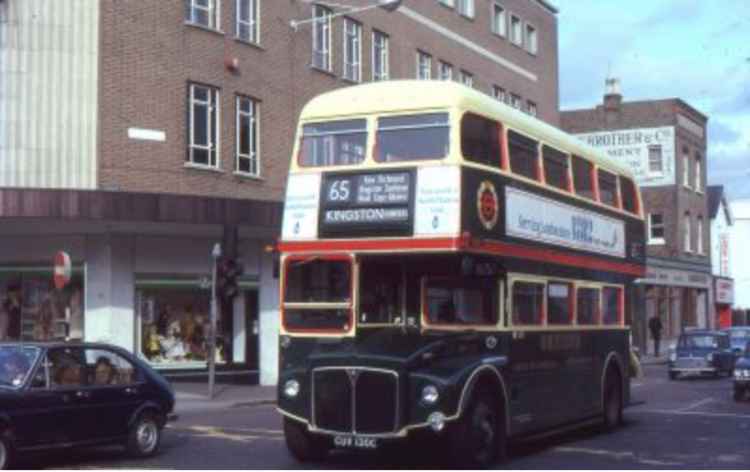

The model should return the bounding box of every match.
[598,169,619,208]
[547,282,572,325]
[602,287,621,325]
[512,281,544,325]
[542,145,570,192]
[461,113,501,168]
[576,287,600,325]
[508,130,539,180]
[620,176,639,214]
[572,155,595,201]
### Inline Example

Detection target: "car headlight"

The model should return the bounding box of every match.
[284,379,300,398]
[421,385,440,405]
[706,353,714,362]
[669,352,677,362]
[734,369,743,378]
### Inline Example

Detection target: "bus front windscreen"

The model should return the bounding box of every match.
[376,113,450,162]
[283,258,352,332]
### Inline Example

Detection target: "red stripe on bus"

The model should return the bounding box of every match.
[278,238,463,252]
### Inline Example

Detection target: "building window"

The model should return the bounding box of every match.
[457,0,475,18]
[236,96,259,176]
[417,51,432,80]
[493,85,506,103]
[648,144,663,175]
[648,213,665,244]
[439,61,453,81]
[510,14,523,46]
[460,70,474,87]
[186,0,221,30]
[372,30,389,81]
[343,18,362,82]
[312,5,332,72]
[684,213,692,253]
[510,93,522,109]
[492,2,506,37]
[438,0,456,7]
[525,23,537,54]
[695,153,702,192]
[697,216,704,255]
[526,100,537,117]
[188,83,219,168]
[682,147,690,188]
[236,0,259,43]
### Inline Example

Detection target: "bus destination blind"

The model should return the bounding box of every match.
[319,171,413,236]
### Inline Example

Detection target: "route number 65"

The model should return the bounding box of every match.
[328,180,351,201]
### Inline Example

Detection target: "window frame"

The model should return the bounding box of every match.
[235,95,260,177]
[421,276,502,330]
[461,112,502,168]
[372,30,390,81]
[186,0,221,30]
[416,50,432,80]
[439,61,454,81]
[697,216,704,255]
[460,70,474,88]
[457,0,475,19]
[684,213,692,253]
[547,281,574,326]
[510,14,523,46]
[510,277,546,327]
[647,144,663,176]
[526,100,537,117]
[597,168,620,208]
[571,154,595,201]
[507,128,540,181]
[525,22,538,55]
[493,85,506,103]
[575,285,601,326]
[601,285,624,326]
[648,213,665,245]
[682,147,691,189]
[312,4,333,72]
[187,82,220,169]
[541,144,571,192]
[491,2,507,37]
[235,0,259,44]
[342,17,362,82]
[510,93,522,109]
[695,153,702,193]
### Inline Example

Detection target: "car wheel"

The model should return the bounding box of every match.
[448,391,504,468]
[283,417,330,463]
[0,434,13,470]
[127,412,162,458]
[602,371,623,432]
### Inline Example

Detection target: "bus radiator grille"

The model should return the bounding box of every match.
[313,369,353,433]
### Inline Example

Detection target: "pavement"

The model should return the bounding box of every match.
[639,352,669,365]
[172,381,276,413]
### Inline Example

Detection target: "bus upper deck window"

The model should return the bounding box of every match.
[572,155,595,201]
[620,176,639,214]
[598,169,618,208]
[461,113,501,167]
[376,113,450,162]
[508,130,539,180]
[299,119,367,167]
[542,145,569,191]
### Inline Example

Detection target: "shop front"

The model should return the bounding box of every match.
[715,277,734,329]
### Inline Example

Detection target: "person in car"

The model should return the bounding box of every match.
[94,357,118,385]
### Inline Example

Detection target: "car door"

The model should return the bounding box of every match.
[83,348,148,439]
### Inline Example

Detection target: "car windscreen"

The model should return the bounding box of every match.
[299,119,367,167]
[375,113,450,162]
[0,346,40,388]
[682,335,719,349]
[729,329,750,348]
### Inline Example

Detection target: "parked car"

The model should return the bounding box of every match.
[0,342,175,469]
[667,330,735,380]
[723,327,750,356]
[733,341,750,401]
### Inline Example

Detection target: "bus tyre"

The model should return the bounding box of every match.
[283,417,330,463]
[0,432,13,470]
[602,372,623,432]
[448,391,504,469]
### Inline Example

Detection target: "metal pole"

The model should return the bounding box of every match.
[208,243,221,399]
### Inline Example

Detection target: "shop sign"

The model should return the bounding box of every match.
[715,278,734,305]
[53,251,72,289]
[505,187,625,258]
[574,126,675,187]
[639,267,710,288]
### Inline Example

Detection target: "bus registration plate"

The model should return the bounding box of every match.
[333,435,378,450]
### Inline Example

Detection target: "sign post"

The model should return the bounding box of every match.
[208,243,222,399]
[53,251,72,289]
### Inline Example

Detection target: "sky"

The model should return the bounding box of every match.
[550,0,750,201]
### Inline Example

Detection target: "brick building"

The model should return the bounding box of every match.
[561,79,712,353]
[0,0,559,384]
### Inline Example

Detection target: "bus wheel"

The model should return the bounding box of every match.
[283,417,330,463]
[449,391,503,468]
[602,371,623,432]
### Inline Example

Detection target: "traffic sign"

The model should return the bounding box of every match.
[54,251,72,289]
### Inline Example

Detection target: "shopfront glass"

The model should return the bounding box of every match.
[0,270,85,342]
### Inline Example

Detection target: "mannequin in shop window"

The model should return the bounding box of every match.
[1,281,22,341]
[67,286,84,341]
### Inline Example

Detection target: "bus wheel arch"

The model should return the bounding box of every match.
[601,353,624,431]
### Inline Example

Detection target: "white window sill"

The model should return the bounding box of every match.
[184,162,223,173]
[648,239,665,246]
[696,189,704,195]
[234,37,263,50]
[184,21,225,36]
[233,171,264,181]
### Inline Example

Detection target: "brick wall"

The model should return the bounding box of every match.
[97,0,559,201]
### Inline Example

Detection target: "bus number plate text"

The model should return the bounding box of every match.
[333,435,379,450]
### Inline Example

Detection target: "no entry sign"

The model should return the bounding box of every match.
[54,251,72,289]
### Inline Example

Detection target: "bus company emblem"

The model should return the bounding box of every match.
[477,181,499,230]
[485,336,498,349]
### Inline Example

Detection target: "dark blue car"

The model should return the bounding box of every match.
[723,327,750,355]
[668,330,735,380]
[733,341,750,401]
[0,342,175,469]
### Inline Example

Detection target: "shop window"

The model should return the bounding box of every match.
[577,287,600,325]
[425,277,498,326]
[512,281,544,325]
[602,287,621,325]
[572,155,595,200]
[620,176,638,214]
[508,129,538,180]
[461,113,501,168]
[547,282,572,325]
[598,169,618,207]
[542,145,569,191]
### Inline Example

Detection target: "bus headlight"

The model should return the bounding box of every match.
[421,385,440,405]
[427,411,446,432]
[284,379,300,398]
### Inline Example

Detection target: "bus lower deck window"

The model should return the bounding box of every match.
[425,278,497,326]
[508,130,539,180]
[577,287,600,325]
[299,119,367,167]
[376,113,450,162]
[512,281,544,325]
[602,287,621,325]
[547,282,572,324]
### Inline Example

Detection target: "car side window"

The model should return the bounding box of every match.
[30,355,50,389]
[85,349,140,386]
[48,347,85,389]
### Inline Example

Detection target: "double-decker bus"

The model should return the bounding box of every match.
[276,81,645,467]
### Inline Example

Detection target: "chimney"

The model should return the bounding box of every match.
[603,77,622,111]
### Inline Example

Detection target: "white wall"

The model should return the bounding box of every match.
[0,0,99,189]
[711,200,731,277]
[729,200,750,309]
[258,250,280,386]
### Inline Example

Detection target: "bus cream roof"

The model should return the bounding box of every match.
[299,80,633,178]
